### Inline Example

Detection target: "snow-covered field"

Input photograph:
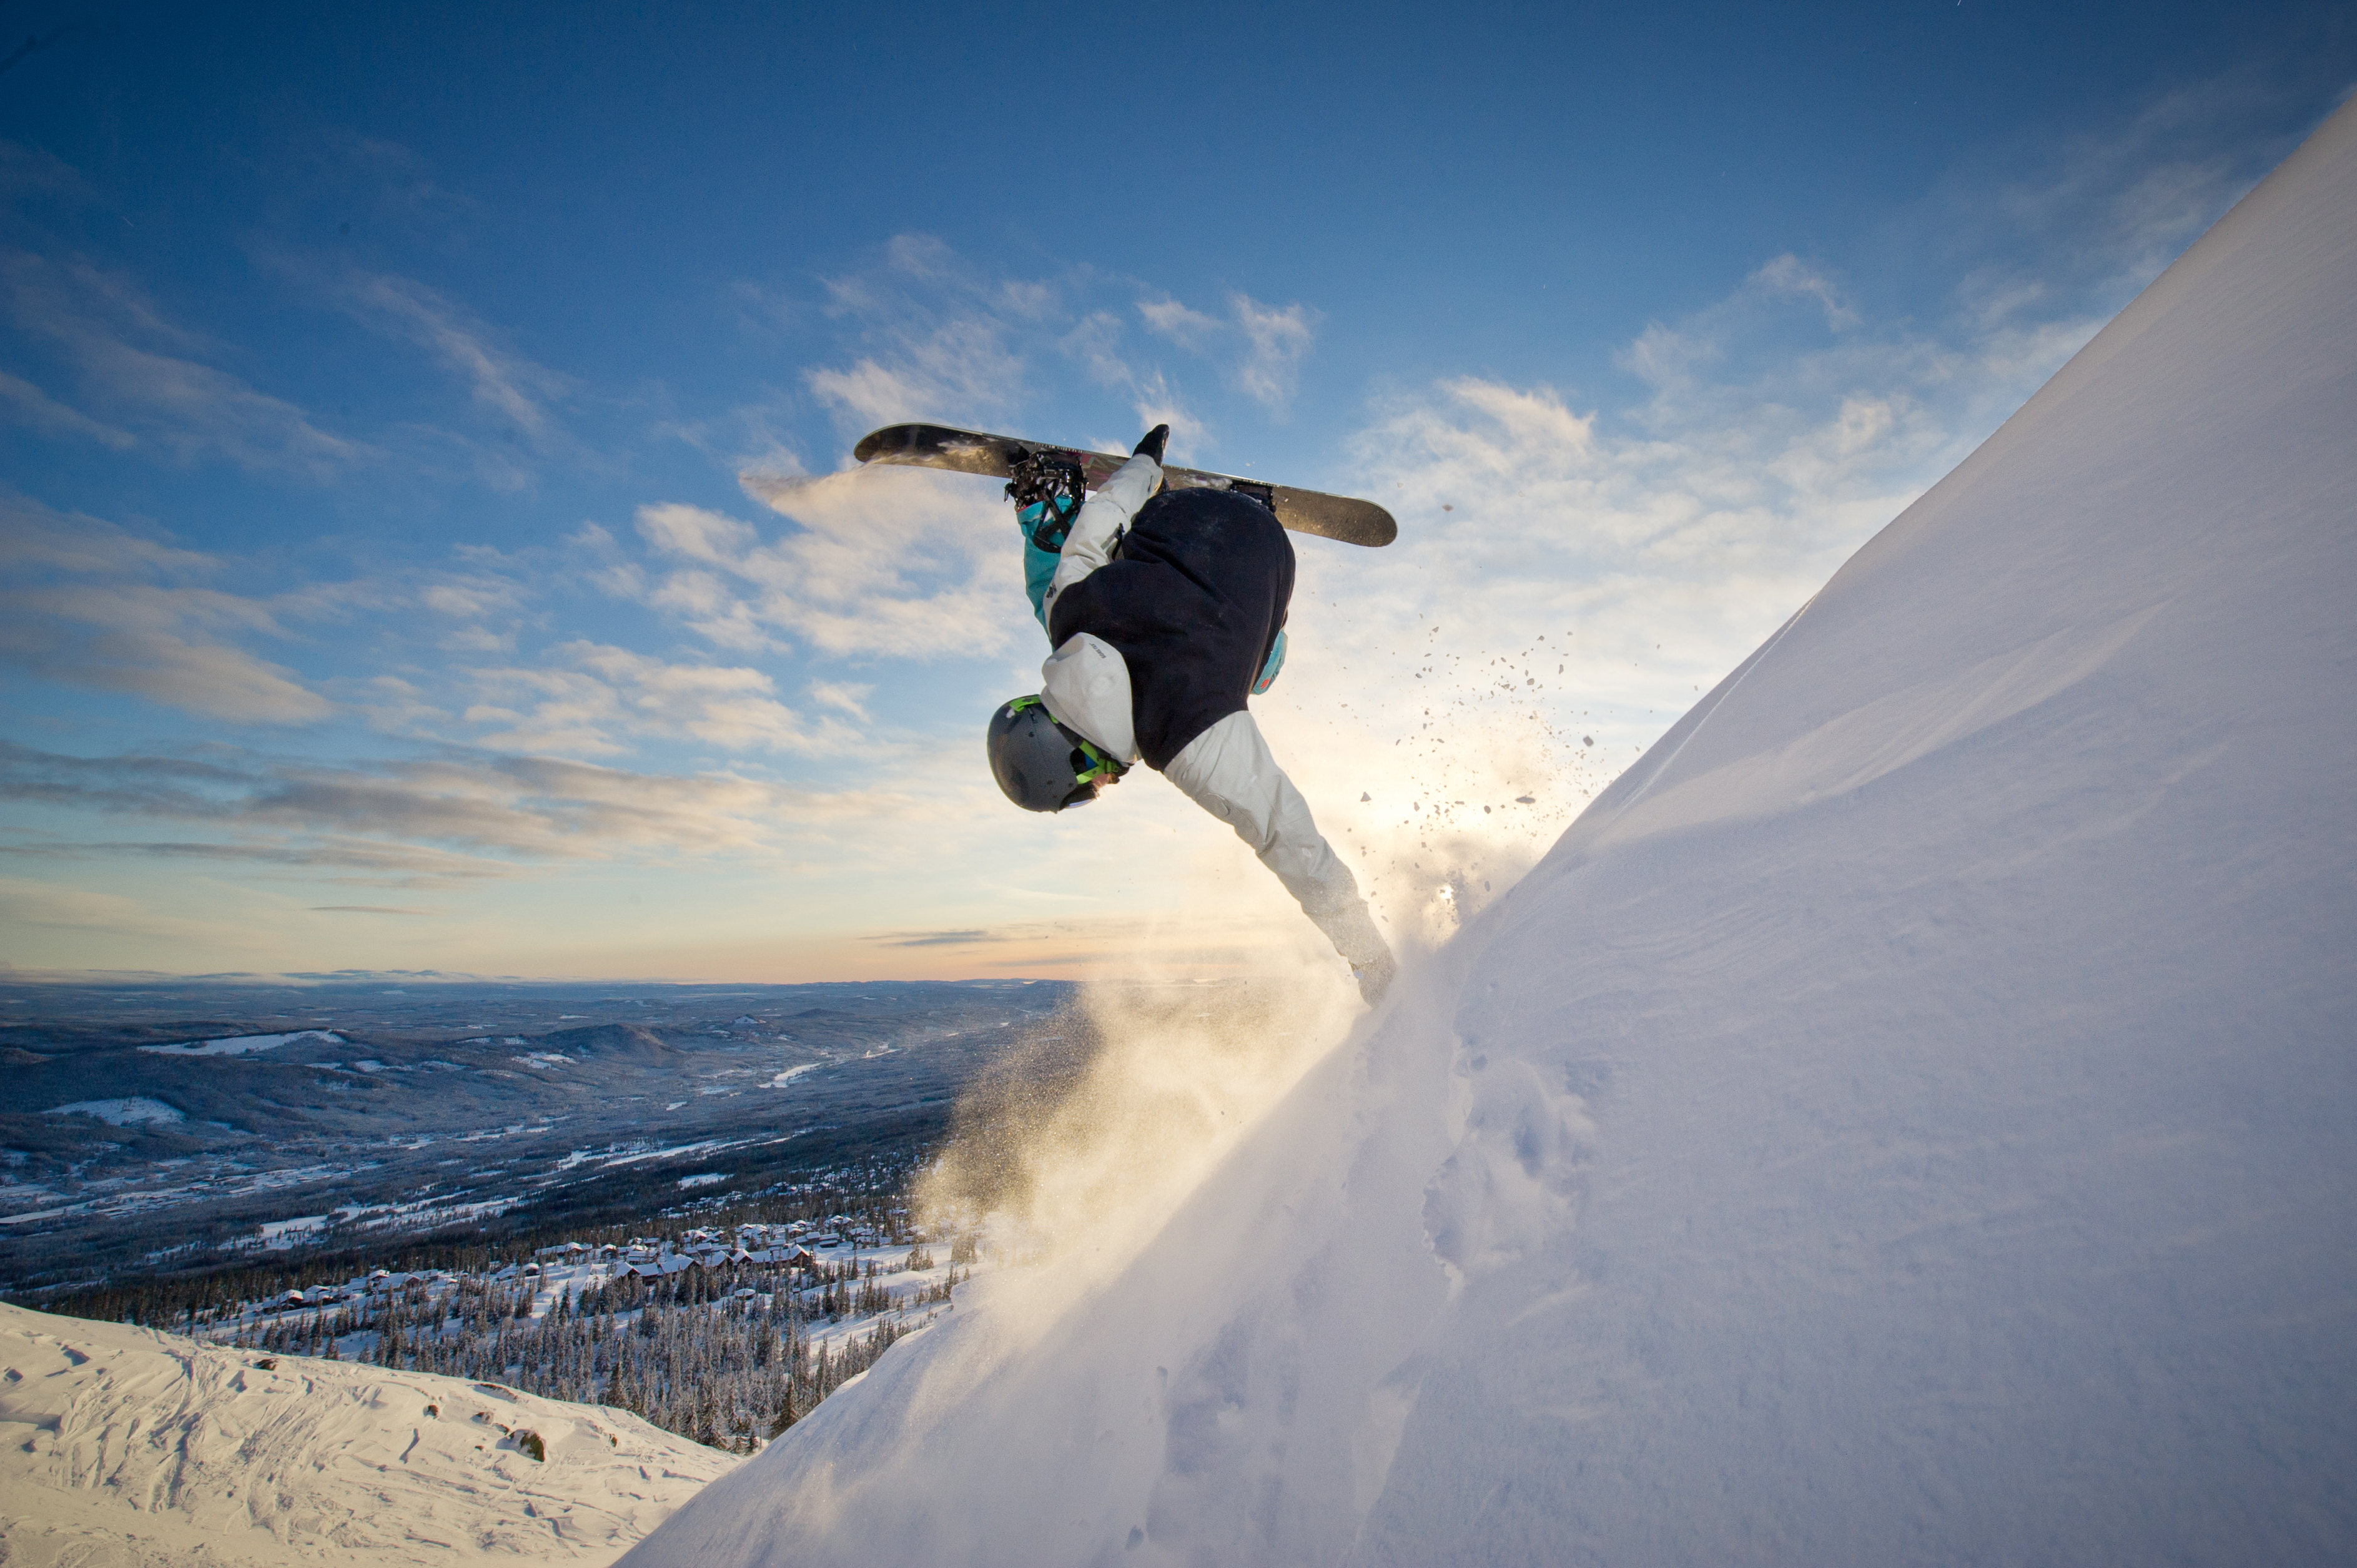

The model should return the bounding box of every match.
[0,1303,735,1567]
[620,99,2357,1567]
[137,1030,346,1057]
[37,1098,184,1128]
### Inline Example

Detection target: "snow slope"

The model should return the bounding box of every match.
[0,1303,734,1567]
[624,99,2357,1567]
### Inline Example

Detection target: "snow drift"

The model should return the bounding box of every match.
[0,1303,733,1567]
[624,99,2357,1566]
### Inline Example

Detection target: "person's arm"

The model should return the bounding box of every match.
[1042,451,1161,621]
[1163,710,1396,1001]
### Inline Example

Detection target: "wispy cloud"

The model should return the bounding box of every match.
[3,484,929,759]
[3,622,333,724]
[0,139,94,201]
[0,735,1036,931]
[600,465,1023,662]
[463,641,864,757]
[338,269,573,450]
[864,929,1008,947]
[1907,67,2300,342]
[1318,236,2101,673]
[1132,288,1321,415]
[0,495,565,732]
[647,389,810,479]
[1228,292,1318,412]
[799,237,1037,432]
[0,496,337,723]
[420,573,531,653]
[0,367,135,448]
[0,741,806,869]
[0,252,363,477]
[1062,312,1210,453]
[1985,76,2280,285]
[0,831,513,880]
[1136,295,1222,348]
[767,237,1324,456]
[806,679,873,720]
[1619,252,1893,405]
[1747,255,1860,331]
[336,136,485,243]
[805,317,1025,431]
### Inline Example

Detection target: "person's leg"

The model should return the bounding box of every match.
[1009,458,1082,633]
[1164,710,1395,1001]
[1019,514,1064,633]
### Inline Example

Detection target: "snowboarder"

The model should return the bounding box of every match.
[986,424,1396,1003]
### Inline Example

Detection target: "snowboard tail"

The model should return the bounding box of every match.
[852,423,1397,548]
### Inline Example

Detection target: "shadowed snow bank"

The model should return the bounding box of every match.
[623,97,2357,1567]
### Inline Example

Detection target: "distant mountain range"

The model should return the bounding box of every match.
[0,976,1080,1291]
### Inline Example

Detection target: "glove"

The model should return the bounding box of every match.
[1252,629,1287,695]
[1351,950,1396,1006]
[1133,423,1170,465]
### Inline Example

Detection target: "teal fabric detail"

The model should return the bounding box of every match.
[1252,629,1288,695]
[1022,520,1059,632]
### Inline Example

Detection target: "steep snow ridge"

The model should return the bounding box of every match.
[1594,596,2168,850]
[0,1304,734,1567]
[624,99,2357,1566]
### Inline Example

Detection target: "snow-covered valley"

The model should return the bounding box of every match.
[0,979,1073,1288]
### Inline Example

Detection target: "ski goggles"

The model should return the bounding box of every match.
[1009,695,1128,789]
[1072,736,1127,787]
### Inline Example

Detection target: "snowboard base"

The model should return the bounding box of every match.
[852,423,1397,548]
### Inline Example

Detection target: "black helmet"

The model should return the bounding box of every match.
[987,695,1127,812]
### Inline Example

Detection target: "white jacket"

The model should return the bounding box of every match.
[1036,454,1392,984]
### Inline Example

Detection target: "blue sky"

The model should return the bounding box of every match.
[2,1,2350,982]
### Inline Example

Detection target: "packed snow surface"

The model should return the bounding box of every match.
[625,101,2357,1566]
[0,1303,735,1567]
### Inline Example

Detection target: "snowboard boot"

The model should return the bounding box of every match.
[1006,448,1087,552]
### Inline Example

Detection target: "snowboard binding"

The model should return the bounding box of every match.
[1006,448,1087,553]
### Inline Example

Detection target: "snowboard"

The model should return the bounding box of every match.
[852,423,1397,547]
